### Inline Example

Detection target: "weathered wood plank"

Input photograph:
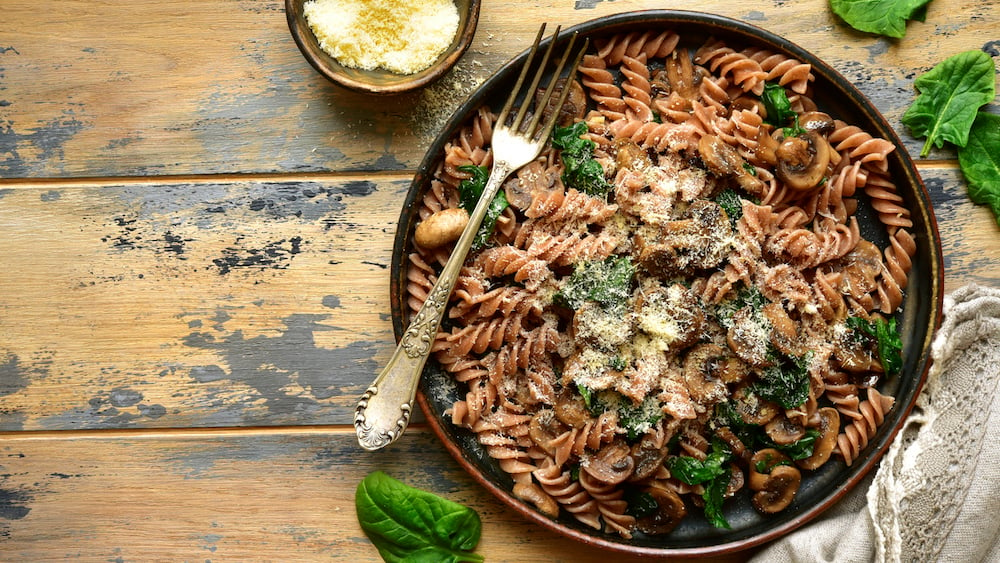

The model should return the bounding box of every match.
[0,427,749,561]
[0,0,996,178]
[0,169,996,432]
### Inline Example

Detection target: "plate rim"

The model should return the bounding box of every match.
[390,9,944,556]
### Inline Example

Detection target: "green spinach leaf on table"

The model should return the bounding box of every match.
[829,0,933,38]
[356,471,484,563]
[901,50,997,157]
[958,112,1000,225]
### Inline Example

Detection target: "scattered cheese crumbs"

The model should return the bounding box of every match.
[302,0,460,75]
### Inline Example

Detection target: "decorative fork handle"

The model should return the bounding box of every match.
[355,161,514,451]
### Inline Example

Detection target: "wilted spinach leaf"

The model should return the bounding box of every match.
[457,164,509,251]
[667,441,733,529]
[958,111,1000,225]
[829,0,933,38]
[752,352,812,410]
[356,471,484,563]
[556,255,635,312]
[552,121,611,197]
[901,50,996,157]
[847,316,903,376]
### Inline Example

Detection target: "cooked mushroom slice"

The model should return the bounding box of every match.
[732,383,780,426]
[634,485,687,535]
[615,139,653,173]
[726,306,772,368]
[762,302,805,357]
[724,463,745,498]
[582,440,635,485]
[573,300,634,352]
[836,239,883,300]
[751,464,801,514]
[634,282,704,352]
[636,200,733,276]
[535,78,588,126]
[630,434,670,481]
[503,159,558,211]
[554,387,591,428]
[413,207,470,249]
[715,426,750,463]
[774,129,831,191]
[748,448,792,491]
[682,343,729,405]
[697,135,764,195]
[529,409,566,453]
[665,48,701,100]
[797,407,841,470]
[513,482,559,518]
[765,415,806,445]
[798,111,835,136]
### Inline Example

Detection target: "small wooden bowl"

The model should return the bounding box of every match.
[285,0,481,95]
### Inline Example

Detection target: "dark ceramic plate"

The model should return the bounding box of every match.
[389,10,943,556]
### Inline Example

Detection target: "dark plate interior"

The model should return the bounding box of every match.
[389,10,943,556]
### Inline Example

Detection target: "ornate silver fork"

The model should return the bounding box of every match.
[355,24,588,451]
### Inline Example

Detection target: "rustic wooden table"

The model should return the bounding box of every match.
[1,0,997,560]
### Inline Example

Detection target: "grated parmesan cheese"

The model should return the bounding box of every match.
[303,0,460,75]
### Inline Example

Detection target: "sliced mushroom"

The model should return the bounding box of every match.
[797,407,841,470]
[536,78,588,126]
[634,282,704,352]
[513,482,559,518]
[798,111,835,136]
[503,159,558,211]
[715,426,750,463]
[529,409,566,453]
[762,302,804,357]
[836,239,883,300]
[634,485,687,535]
[665,48,701,100]
[725,463,745,498]
[636,200,733,277]
[726,306,773,368]
[697,134,764,194]
[751,464,801,514]
[732,383,780,426]
[774,129,831,191]
[748,448,792,491]
[630,434,670,482]
[413,207,470,249]
[765,415,806,445]
[682,344,729,406]
[573,300,634,353]
[554,387,591,428]
[582,441,635,485]
[615,138,653,173]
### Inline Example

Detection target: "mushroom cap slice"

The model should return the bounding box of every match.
[774,129,831,191]
[582,441,635,485]
[797,407,841,470]
[751,464,801,514]
[634,485,687,535]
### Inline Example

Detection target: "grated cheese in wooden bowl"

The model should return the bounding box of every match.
[303,0,460,75]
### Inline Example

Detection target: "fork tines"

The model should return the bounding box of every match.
[497,24,589,142]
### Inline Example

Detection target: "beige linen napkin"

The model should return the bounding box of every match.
[751,284,1000,562]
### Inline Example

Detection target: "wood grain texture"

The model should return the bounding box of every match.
[1,0,998,560]
[0,170,996,432]
[0,428,748,561]
[0,0,997,178]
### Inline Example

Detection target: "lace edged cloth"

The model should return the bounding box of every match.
[752,284,1000,562]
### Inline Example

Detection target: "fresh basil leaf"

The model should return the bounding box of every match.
[356,471,484,563]
[457,164,509,251]
[958,112,1000,225]
[901,50,996,157]
[829,0,933,38]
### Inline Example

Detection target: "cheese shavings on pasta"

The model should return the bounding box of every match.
[406,31,912,538]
